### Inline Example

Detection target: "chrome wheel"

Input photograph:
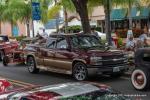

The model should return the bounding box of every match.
[131,67,150,90]
[73,62,87,81]
[27,57,39,73]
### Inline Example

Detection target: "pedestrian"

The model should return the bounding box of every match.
[91,27,99,37]
[138,27,148,47]
[58,28,64,34]
[41,29,48,39]
[36,31,40,38]
[126,35,136,51]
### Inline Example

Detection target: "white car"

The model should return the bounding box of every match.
[79,31,106,40]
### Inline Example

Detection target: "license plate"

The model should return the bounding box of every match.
[113,67,120,72]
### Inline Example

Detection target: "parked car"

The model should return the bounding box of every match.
[0,82,131,100]
[131,48,150,90]
[24,34,128,81]
[2,37,39,66]
[79,31,106,40]
[0,35,18,60]
[0,78,12,93]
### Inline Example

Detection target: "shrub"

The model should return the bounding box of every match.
[116,28,142,38]
[117,37,123,47]
[66,25,82,33]
[9,35,27,41]
[95,27,101,32]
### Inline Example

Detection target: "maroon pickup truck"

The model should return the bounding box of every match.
[24,34,129,81]
[0,35,18,60]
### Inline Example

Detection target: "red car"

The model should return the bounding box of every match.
[0,82,131,100]
[2,37,38,66]
[0,35,18,60]
[0,79,12,93]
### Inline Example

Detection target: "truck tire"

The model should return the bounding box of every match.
[27,56,39,74]
[131,67,150,90]
[3,56,9,66]
[0,50,4,61]
[73,62,88,81]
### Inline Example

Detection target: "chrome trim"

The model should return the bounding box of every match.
[38,65,72,74]
[98,58,127,62]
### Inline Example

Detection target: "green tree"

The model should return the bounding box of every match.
[0,3,6,34]
[1,0,50,37]
[48,0,75,33]
[1,0,31,36]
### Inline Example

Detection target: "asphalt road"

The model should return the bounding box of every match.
[0,63,149,100]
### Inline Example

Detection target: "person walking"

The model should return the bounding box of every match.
[91,27,99,37]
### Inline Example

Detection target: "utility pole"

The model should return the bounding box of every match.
[31,0,35,37]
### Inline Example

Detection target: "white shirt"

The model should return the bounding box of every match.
[41,32,48,39]
[139,34,147,42]
[126,39,135,49]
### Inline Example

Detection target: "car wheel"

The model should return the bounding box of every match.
[73,62,88,81]
[131,67,150,90]
[27,56,39,74]
[0,50,4,61]
[3,56,9,66]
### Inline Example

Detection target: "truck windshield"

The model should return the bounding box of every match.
[0,36,9,42]
[71,35,103,49]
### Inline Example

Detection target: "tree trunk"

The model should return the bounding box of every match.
[10,21,14,37]
[128,0,132,29]
[56,15,59,33]
[104,0,112,45]
[71,0,91,34]
[64,7,68,33]
[0,21,1,34]
[26,20,30,37]
[54,0,59,33]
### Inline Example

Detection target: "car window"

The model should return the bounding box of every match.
[71,35,103,49]
[0,36,9,42]
[56,37,68,49]
[46,37,57,49]
[143,53,150,62]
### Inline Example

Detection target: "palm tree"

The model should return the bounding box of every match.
[0,3,6,34]
[1,0,31,36]
[48,0,75,33]
[140,0,150,7]
[1,0,50,37]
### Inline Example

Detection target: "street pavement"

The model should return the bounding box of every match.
[0,63,149,100]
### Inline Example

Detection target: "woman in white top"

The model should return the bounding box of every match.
[138,28,148,47]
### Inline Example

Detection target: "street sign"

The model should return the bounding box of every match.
[32,2,41,20]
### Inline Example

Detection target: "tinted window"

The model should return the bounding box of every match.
[71,35,103,49]
[56,37,68,49]
[0,36,9,42]
[46,37,57,49]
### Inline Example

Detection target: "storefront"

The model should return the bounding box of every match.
[108,7,150,38]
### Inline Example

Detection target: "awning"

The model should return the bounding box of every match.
[130,7,150,19]
[110,8,127,21]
